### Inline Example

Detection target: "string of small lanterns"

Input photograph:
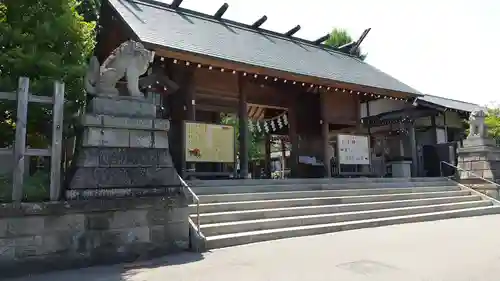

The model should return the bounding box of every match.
[155,56,408,101]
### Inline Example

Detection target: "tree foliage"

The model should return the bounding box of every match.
[325,28,367,60]
[220,114,265,160]
[485,107,500,138]
[0,0,96,148]
[77,0,101,22]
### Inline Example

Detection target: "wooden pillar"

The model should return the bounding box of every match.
[408,121,418,176]
[237,74,249,178]
[320,92,331,178]
[186,80,196,178]
[281,139,286,178]
[288,98,299,178]
[431,115,438,144]
[264,134,271,178]
[172,66,195,179]
[443,111,449,142]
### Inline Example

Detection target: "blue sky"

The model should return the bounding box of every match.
[162,0,499,106]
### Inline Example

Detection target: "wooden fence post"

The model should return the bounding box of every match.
[49,81,64,201]
[12,77,29,202]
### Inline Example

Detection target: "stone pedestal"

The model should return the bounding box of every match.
[457,136,500,182]
[66,96,181,199]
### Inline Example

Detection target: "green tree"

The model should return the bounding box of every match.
[220,114,265,160]
[325,28,367,60]
[485,107,500,138]
[77,0,101,22]
[0,0,96,148]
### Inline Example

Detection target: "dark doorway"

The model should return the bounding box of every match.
[422,142,458,177]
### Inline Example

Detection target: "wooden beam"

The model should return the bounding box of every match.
[170,0,183,8]
[0,148,51,157]
[314,34,330,45]
[152,48,417,99]
[251,15,267,28]
[285,25,301,36]
[214,3,229,19]
[350,28,371,55]
[0,91,53,104]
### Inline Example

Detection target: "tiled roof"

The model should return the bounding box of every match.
[417,94,485,113]
[107,0,421,95]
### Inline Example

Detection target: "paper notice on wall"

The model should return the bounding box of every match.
[337,134,370,165]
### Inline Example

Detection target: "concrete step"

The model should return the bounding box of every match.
[205,205,500,249]
[200,200,491,236]
[192,190,472,213]
[191,181,454,195]
[191,195,483,224]
[198,186,460,203]
[188,177,451,187]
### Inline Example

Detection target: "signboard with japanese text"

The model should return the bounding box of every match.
[184,122,235,163]
[337,134,370,165]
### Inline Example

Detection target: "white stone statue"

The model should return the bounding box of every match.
[468,109,487,138]
[84,40,155,98]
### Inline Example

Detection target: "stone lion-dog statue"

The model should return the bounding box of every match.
[85,40,155,98]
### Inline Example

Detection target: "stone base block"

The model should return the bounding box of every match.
[462,136,497,148]
[65,186,182,200]
[69,166,181,190]
[76,147,174,168]
[89,96,156,118]
[83,127,169,148]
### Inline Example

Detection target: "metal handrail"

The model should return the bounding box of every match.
[439,161,500,188]
[178,175,201,234]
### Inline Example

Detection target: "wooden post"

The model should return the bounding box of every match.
[264,134,271,178]
[408,122,418,177]
[443,111,449,142]
[320,92,331,178]
[12,77,29,202]
[288,100,299,178]
[280,139,286,179]
[431,115,438,144]
[49,81,64,201]
[238,74,249,178]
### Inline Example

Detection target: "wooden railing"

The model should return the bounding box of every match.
[0,77,65,202]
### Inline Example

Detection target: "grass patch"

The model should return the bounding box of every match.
[0,171,50,203]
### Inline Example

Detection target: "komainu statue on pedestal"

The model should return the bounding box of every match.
[468,109,488,138]
[84,40,155,98]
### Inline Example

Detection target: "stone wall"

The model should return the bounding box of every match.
[0,195,189,277]
[457,148,500,181]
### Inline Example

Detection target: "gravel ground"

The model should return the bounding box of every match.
[6,214,500,281]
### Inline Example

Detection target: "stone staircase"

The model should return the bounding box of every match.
[187,177,500,250]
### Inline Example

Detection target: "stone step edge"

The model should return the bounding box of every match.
[190,195,482,218]
[205,205,500,241]
[188,178,451,187]
[199,200,490,228]
[191,190,471,207]
[191,182,454,192]
[197,186,460,199]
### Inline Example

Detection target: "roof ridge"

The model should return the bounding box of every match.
[421,93,482,106]
[129,0,362,60]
